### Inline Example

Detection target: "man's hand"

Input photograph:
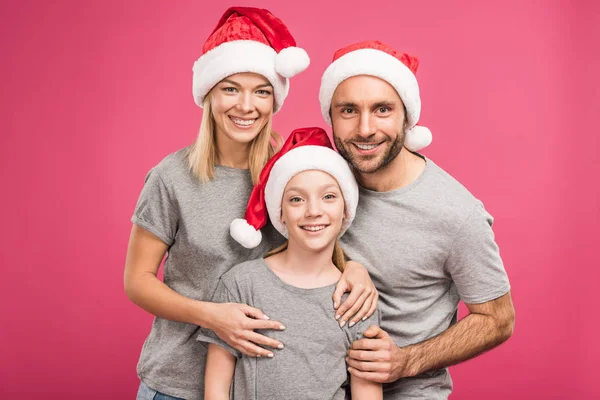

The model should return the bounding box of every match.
[333,261,378,327]
[207,302,286,358]
[346,325,414,383]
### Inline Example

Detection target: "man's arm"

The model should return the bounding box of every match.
[346,292,515,382]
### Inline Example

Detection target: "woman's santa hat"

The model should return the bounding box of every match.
[230,127,359,249]
[192,7,310,113]
[319,40,432,151]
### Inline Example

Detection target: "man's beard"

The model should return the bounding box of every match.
[334,128,405,174]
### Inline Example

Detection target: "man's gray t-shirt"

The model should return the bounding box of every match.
[197,258,380,400]
[341,157,510,399]
[131,148,283,400]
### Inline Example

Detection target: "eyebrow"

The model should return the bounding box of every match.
[285,184,341,193]
[221,79,273,89]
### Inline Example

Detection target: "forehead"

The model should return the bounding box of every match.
[285,170,340,189]
[332,75,402,105]
[221,72,270,86]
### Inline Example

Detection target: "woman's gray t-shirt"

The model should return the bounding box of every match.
[197,258,380,400]
[131,148,283,400]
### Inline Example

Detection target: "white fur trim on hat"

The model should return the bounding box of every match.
[192,40,289,113]
[264,145,359,239]
[276,47,310,78]
[319,48,421,128]
[230,218,263,249]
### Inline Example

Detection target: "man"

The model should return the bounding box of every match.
[320,40,515,398]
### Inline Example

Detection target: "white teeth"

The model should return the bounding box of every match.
[302,225,326,232]
[230,117,256,126]
[355,143,378,150]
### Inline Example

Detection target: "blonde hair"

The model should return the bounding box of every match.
[186,96,282,184]
[264,239,347,272]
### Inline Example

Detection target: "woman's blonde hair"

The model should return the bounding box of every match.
[264,239,347,272]
[186,96,282,184]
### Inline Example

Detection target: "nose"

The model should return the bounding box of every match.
[237,92,254,113]
[305,199,323,219]
[357,111,376,138]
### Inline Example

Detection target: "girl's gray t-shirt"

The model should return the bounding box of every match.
[197,258,380,400]
[131,148,284,400]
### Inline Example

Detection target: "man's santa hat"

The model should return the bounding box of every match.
[230,127,359,249]
[192,7,310,113]
[319,40,432,151]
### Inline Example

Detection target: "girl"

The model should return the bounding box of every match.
[124,8,377,400]
[198,127,383,400]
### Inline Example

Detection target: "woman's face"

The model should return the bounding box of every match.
[281,170,345,254]
[209,72,274,146]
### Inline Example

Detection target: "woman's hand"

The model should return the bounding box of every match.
[333,261,378,327]
[206,302,286,357]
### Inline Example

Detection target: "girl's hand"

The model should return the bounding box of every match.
[207,302,286,357]
[332,261,379,327]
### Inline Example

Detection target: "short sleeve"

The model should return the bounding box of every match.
[131,168,178,246]
[344,308,382,344]
[445,204,511,304]
[196,278,243,359]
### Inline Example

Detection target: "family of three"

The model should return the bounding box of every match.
[124,6,515,400]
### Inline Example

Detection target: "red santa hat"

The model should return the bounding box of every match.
[192,7,310,113]
[319,40,432,151]
[230,127,359,249]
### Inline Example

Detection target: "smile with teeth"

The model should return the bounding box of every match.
[229,116,256,126]
[354,143,380,150]
[301,225,327,232]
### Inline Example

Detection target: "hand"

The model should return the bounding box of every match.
[207,302,286,358]
[346,325,412,383]
[333,261,378,327]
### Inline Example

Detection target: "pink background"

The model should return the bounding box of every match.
[1,0,598,398]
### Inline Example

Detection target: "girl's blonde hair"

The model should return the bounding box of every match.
[264,239,347,272]
[186,96,282,184]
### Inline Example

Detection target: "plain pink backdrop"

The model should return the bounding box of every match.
[1,0,598,398]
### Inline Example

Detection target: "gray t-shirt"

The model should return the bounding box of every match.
[197,258,381,400]
[131,148,283,400]
[341,157,510,399]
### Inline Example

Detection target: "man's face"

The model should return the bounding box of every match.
[330,75,406,174]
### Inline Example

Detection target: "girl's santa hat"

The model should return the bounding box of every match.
[319,40,432,151]
[192,6,310,113]
[230,127,359,249]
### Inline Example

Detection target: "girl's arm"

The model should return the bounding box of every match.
[205,344,236,400]
[124,225,284,356]
[350,375,382,400]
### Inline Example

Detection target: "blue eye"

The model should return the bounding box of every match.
[223,87,237,93]
[256,89,272,96]
[290,196,302,203]
[324,194,336,200]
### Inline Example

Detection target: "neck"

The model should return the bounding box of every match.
[356,148,426,192]
[215,129,250,169]
[268,240,341,288]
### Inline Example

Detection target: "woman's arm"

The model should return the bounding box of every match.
[350,375,382,400]
[205,344,236,400]
[124,225,284,356]
[332,261,379,328]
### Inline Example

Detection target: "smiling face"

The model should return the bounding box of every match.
[209,72,274,147]
[330,75,407,174]
[281,170,345,254]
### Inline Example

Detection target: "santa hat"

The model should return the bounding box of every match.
[230,127,359,249]
[192,7,310,113]
[319,40,432,151]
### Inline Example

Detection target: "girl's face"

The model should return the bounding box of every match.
[281,170,345,254]
[209,72,274,146]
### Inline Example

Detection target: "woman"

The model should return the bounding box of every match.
[124,7,378,400]
[200,127,382,400]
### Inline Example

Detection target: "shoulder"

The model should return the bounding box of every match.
[421,157,487,220]
[220,258,267,287]
[149,147,190,180]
